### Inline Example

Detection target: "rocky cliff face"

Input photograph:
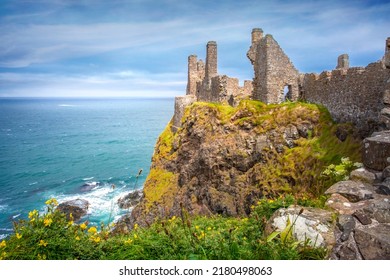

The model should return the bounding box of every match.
[116,100,361,231]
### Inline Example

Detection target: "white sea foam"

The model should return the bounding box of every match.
[56,182,134,225]
[83,177,94,181]
[29,182,38,186]
[12,214,21,219]
[0,234,9,240]
[0,204,7,212]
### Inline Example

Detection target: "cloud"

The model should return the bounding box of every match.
[0,0,389,97]
[0,70,186,98]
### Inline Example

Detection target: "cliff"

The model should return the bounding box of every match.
[117,100,361,230]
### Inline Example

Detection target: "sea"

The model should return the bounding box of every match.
[0,97,174,240]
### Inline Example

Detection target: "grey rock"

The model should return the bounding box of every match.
[118,189,143,209]
[362,131,390,171]
[57,198,89,221]
[375,184,390,195]
[353,210,372,225]
[265,206,336,250]
[383,166,390,178]
[355,224,390,260]
[335,233,363,260]
[365,198,390,223]
[350,167,376,184]
[325,180,374,202]
[337,215,356,241]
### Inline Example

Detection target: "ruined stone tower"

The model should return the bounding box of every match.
[336,54,349,69]
[205,41,218,83]
[247,28,300,104]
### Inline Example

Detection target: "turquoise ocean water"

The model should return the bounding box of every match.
[0,98,174,239]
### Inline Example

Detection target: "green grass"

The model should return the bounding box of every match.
[0,197,327,260]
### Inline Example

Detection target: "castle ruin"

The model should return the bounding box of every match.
[173,28,390,135]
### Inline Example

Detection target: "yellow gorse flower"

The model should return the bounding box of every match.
[28,209,38,219]
[90,236,101,243]
[45,198,58,206]
[0,240,6,248]
[16,233,22,239]
[134,223,138,230]
[44,218,53,227]
[87,226,97,234]
[80,223,87,230]
[124,238,133,245]
[38,240,48,247]
[133,233,138,239]
[75,236,80,241]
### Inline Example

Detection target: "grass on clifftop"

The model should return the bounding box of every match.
[144,99,361,208]
[1,196,327,260]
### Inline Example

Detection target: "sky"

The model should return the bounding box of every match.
[0,0,389,98]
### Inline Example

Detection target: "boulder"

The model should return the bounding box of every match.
[363,197,390,223]
[117,189,143,209]
[265,206,336,250]
[337,215,355,242]
[355,223,390,260]
[362,131,390,171]
[57,199,89,221]
[325,180,373,202]
[350,167,376,184]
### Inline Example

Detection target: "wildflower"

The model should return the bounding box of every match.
[268,199,274,203]
[90,236,101,243]
[68,220,74,226]
[133,233,138,239]
[44,218,53,227]
[207,227,212,231]
[16,233,22,239]
[80,223,87,230]
[38,240,48,247]
[250,205,255,210]
[88,226,97,234]
[37,253,47,260]
[28,209,38,219]
[0,252,7,260]
[195,225,200,230]
[198,231,205,240]
[75,236,80,241]
[0,240,6,248]
[69,213,74,220]
[124,239,133,245]
[45,198,58,206]
[134,223,138,230]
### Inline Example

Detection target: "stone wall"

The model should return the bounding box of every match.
[172,95,196,132]
[248,30,300,103]
[301,62,390,133]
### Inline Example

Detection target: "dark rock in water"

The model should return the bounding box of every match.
[57,199,89,221]
[118,190,143,209]
[80,182,100,192]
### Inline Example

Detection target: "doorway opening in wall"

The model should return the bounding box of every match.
[283,85,292,102]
